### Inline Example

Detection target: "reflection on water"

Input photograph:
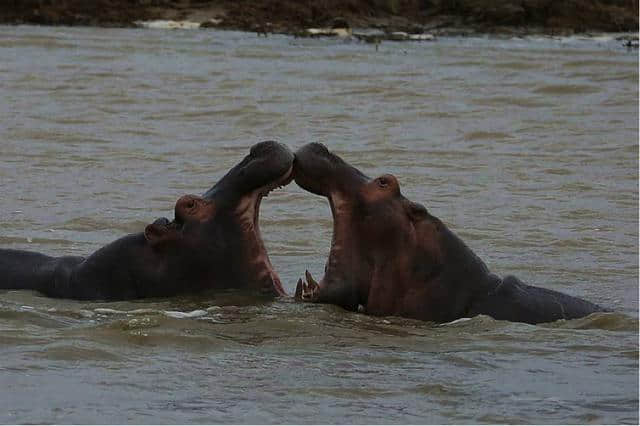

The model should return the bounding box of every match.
[0,26,638,423]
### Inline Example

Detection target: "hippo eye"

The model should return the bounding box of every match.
[377,177,389,188]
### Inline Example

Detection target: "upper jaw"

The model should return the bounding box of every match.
[234,162,294,230]
[252,163,294,200]
[294,143,368,198]
[203,141,294,201]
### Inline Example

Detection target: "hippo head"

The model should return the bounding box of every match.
[293,143,492,321]
[143,141,293,296]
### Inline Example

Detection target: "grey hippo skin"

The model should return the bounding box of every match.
[293,143,606,325]
[0,141,293,300]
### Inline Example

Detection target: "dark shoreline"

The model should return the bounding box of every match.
[1,0,638,37]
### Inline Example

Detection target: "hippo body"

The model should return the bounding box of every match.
[0,141,293,300]
[293,143,606,325]
[467,275,605,324]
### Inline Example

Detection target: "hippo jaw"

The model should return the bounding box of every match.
[231,161,293,296]
[204,140,294,201]
[207,141,293,295]
[292,142,368,199]
[145,141,293,296]
[293,143,457,317]
[293,143,375,310]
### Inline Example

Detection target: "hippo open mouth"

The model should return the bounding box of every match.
[227,155,293,296]
[293,142,372,310]
[204,140,293,296]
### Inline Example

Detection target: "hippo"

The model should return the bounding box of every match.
[0,141,292,300]
[293,143,606,325]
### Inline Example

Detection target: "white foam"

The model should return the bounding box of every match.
[163,309,208,319]
[440,317,473,326]
[409,34,435,41]
[135,20,201,30]
[305,28,351,37]
[94,308,126,314]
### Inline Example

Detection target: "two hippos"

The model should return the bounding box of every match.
[0,141,606,324]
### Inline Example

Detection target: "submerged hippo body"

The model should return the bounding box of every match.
[293,143,605,325]
[0,141,293,300]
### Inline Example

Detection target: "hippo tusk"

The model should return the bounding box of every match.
[305,270,318,287]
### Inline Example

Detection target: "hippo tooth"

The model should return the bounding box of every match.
[305,270,319,288]
[295,278,303,299]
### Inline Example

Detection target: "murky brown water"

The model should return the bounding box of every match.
[0,25,638,423]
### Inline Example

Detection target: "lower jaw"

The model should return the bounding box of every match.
[247,262,285,296]
[239,223,286,296]
[249,168,292,296]
[227,167,294,296]
[258,268,286,296]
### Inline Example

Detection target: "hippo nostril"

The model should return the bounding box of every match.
[377,177,389,188]
[250,140,276,157]
[309,142,329,154]
[187,200,195,210]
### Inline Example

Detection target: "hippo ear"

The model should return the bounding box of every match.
[407,202,429,222]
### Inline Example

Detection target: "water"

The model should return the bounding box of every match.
[0,26,638,423]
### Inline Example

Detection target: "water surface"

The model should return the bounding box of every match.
[0,26,638,423]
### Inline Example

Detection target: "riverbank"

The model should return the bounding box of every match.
[1,0,638,37]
